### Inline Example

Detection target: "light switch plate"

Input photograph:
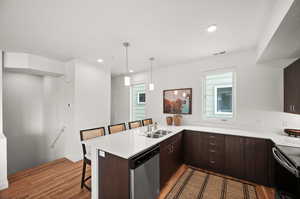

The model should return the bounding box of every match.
[99,150,105,157]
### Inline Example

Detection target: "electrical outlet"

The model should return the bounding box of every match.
[282,120,288,128]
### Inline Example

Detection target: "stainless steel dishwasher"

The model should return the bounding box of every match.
[130,145,160,199]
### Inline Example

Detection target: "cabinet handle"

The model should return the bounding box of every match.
[209,136,216,139]
[209,150,216,153]
[168,145,172,154]
[293,105,296,112]
[209,160,215,164]
[168,144,174,153]
[290,105,293,112]
[209,142,216,146]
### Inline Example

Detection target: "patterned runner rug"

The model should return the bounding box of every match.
[166,168,258,199]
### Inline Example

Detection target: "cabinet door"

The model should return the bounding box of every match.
[225,135,244,179]
[244,138,269,185]
[183,131,205,168]
[160,139,172,189]
[284,59,300,114]
[172,133,183,172]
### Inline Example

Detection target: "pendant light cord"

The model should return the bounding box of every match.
[126,46,128,74]
[123,42,130,74]
[150,60,153,83]
[150,57,154,83]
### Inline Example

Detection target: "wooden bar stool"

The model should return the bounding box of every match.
[80,127,105,191]
[108,123,126,134]
[142,118,153,126]
[128,120,142,129]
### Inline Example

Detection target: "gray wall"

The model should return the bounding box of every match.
[3,72,66,174]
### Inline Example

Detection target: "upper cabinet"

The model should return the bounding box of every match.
[284,59,300,114]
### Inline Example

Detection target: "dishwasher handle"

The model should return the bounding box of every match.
[130,146,160,169]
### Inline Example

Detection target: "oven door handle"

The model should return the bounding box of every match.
[272,147,299,177]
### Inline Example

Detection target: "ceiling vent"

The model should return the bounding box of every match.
[213,51,226,56]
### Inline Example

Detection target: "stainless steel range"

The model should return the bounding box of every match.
[273,145,300,198]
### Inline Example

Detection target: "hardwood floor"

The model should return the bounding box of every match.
[0,158,275,199]
[0,158,91,199]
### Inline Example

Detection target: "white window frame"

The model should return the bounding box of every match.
[130,82,146,121]
[214,85,233,115]
[202,69,237,122]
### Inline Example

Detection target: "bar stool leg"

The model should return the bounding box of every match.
[81,161,86,189]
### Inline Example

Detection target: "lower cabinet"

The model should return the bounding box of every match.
[203,133,225,174]
[183,131,274,187]
[160,132,183,189]
[183,131,204,167]
[183,131,225,173]
[225,135,245,179]
[244,137,270,186]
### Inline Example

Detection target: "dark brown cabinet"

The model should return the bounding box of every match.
[98,130,276,199]
[183,131,274,187]
[225,135,244,179]
[98,153,130,199]
[203,133,225,173]
[183,131,225,173]
[284,58,300,114]
[183,131,204,168]
[244,137,269,186]
[160,132,183,189]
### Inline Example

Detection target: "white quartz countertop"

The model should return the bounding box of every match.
[82,125,300,159]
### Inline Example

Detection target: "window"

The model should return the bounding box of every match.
[203,72,235,120]
[131,84,146,120]
[137,92,146,104]
[214,85,232,114]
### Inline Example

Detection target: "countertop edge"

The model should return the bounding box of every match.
[92,126,299,159]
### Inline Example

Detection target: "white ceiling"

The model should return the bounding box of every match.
[0,0,274,75]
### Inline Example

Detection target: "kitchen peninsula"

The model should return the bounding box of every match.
[83,125,300,199]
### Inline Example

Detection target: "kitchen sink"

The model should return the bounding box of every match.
[145,130,172,138]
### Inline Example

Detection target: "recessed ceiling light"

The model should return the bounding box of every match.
[129,69,134,73]
[97,59,103,63]
[207,25,217,33]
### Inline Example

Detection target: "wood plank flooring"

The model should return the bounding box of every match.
[0,158,91,199]
[0,158,275,199]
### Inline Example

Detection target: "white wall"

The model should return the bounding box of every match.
[0,52,8,190]
[112,50,300,132]
[43,76,67,160]
[65,60,111,162]
[111,76,130,124]
[111,73,148,124]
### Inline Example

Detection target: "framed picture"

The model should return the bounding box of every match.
[137,92,146,104]
[163,88,192,114]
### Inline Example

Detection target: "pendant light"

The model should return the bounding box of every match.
[123,42,131,86]
[149,57,155,91]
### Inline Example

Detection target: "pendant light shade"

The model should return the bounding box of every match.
[123,42,131,86]
[149,83,154,91]
[124,76,131,86]
[149,57,155,91]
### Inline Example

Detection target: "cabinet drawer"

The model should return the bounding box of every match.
[207,153,224,173]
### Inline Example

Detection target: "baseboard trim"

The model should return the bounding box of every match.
[65,154,82,163]
[0,178,8,191]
